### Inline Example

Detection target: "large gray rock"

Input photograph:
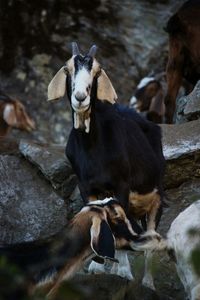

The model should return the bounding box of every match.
[162,119,200,188]
[19,140,77,198]
[176,81,200,124]
[0,154,68,244]
[19,117,200,193]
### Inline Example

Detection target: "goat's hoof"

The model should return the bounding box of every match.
[142,276,156,291]
[88,261,105,274]
[115,268,135,281]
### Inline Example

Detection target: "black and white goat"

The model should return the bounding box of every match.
[48,43,165,289]
[0,198,160,299]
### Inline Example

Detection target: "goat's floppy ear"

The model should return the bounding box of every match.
[3,104,17,126]
[48,66,67,101]
[97,69,117,104]
[90,216,117,263]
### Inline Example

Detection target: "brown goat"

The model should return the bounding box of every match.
[130,75,165,123]
[0,90,35,136]
[47,198,160,298]
[1,198,160,299]
[164,0,200,123]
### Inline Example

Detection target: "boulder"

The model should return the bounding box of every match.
[162,119,200,188]
[0,153,68,244]
[176,80,200,124]
[19,140,77,198]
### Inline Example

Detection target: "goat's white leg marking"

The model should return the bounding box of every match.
[142,250,155,290]
[88,261,105,274]
[85,117,90,133]
[110,251,134,281]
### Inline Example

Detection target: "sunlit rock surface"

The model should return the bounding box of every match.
[162,120,200,188]
[176,80,200,124]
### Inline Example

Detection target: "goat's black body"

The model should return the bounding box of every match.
[66,95,165,219]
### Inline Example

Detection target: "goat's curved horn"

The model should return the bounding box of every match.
[72,42,80,56]
[88,45,97,57]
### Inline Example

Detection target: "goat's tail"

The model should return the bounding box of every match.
[130,231,168,252]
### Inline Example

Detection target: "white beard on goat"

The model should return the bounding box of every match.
[71,68,91,112]
[73,111,91,133]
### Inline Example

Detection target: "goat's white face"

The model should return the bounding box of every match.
[70,55,97,113]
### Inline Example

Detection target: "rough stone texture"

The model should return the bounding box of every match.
[19,140,77,198]
[0,154,68,244]
[162,120,200,188]
[176,80,200,124]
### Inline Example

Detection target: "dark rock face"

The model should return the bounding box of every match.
[0,152,68,244]
[0,0,185,144]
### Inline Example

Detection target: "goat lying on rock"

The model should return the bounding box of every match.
[164,0,200,123]
[0,90,35,137]
[0,198,160,299]
[48,43,165,289]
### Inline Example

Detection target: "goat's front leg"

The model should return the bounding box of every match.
[114,182,130,212]
[88,260,105,274]
[110,250,134,280]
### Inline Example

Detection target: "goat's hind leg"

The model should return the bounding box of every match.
[142,194,162,290]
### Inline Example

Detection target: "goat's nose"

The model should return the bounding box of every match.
[75,92,87,102]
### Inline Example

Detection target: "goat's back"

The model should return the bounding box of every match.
[167,200,200,299]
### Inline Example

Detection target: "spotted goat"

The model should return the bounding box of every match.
[48,43,165,289]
